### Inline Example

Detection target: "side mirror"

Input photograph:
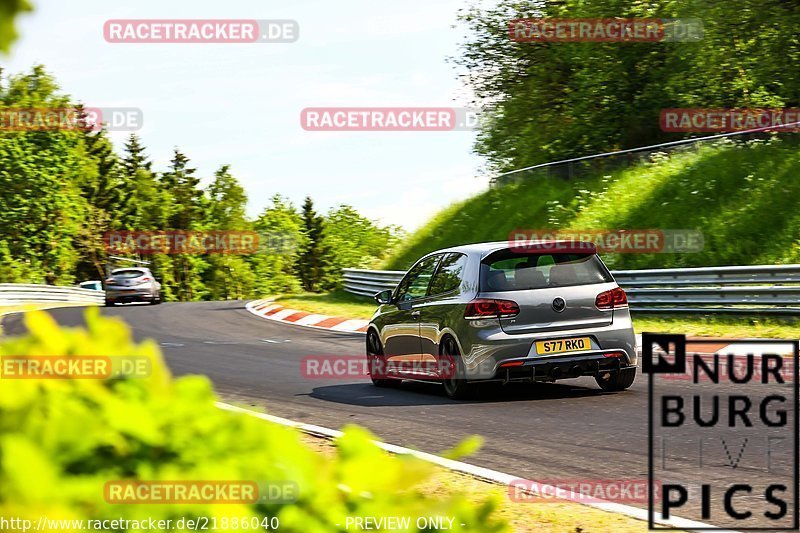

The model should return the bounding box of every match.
[374,289,393,305]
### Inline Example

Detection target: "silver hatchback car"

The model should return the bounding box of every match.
[366,241,637,399]
[104,267,162,306]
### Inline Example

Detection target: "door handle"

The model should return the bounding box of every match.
[411,310,420,318]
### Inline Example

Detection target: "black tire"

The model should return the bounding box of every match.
[150,291,161,305]
[595,367,636,392]
[440,336,473,400]
[104,299,115,307]
[366,330,398,388]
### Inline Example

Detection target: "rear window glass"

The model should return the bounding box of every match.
[480,251,612,291]
[111,270,146,279]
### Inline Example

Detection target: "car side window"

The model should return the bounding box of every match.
[428,253,467,296]
[394,255,440,302]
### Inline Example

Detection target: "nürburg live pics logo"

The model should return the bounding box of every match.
[644,333,799,530]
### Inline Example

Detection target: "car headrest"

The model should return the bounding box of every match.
[514,263,546,289]
[549,264,579,286]
[487,270,510,291]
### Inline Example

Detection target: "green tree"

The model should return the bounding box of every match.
[253,194,306,295]
[73,121,122,281]
[161,148,204,231]
[0,66,84,283]
[118,134,168,230]
[320,205,401,290]
[205,165,248,230]
[202,166,255,300]
[296,197,327,292]
[156,150,209,300]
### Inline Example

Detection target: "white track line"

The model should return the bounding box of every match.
[216,402,734,531]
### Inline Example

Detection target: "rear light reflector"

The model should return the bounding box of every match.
[500,361,525,368]
[464,298,520,319]
[595,287,628,310]
[604,351,626,358]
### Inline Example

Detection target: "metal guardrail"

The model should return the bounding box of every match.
[343,269,406,299]
[0,284,104,306]
[343,264,800,315]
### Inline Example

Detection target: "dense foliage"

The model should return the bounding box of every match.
[0,67,402,299]
[0,309,508,532]
[458,0,800,170]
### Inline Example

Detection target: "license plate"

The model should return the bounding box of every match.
[535,337,592,355]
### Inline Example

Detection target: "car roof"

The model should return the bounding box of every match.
[426,240,596,259]
[429,241,510,257]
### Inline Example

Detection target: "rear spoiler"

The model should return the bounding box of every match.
[491,240,598,257]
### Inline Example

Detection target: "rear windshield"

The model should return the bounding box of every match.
[480,251,612,291]
[111,269,146,279]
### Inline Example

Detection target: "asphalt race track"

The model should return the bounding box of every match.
[6,301,796,528]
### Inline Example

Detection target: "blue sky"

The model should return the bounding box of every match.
[3,0,493,230]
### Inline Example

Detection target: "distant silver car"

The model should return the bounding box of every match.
[104,267,162,306]
[366,241,637,399]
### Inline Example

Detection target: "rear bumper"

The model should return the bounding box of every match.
[492,350,635,383]
[456,311,636,381]
[105,289,154,302]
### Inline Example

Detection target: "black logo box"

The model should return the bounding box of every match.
[643,332,800,531]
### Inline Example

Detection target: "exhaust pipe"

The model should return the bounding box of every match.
[550,367,562,379]
[569,365,583,377]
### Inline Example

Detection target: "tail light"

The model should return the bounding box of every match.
[596,287,628,310]
[464,298,520,319]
